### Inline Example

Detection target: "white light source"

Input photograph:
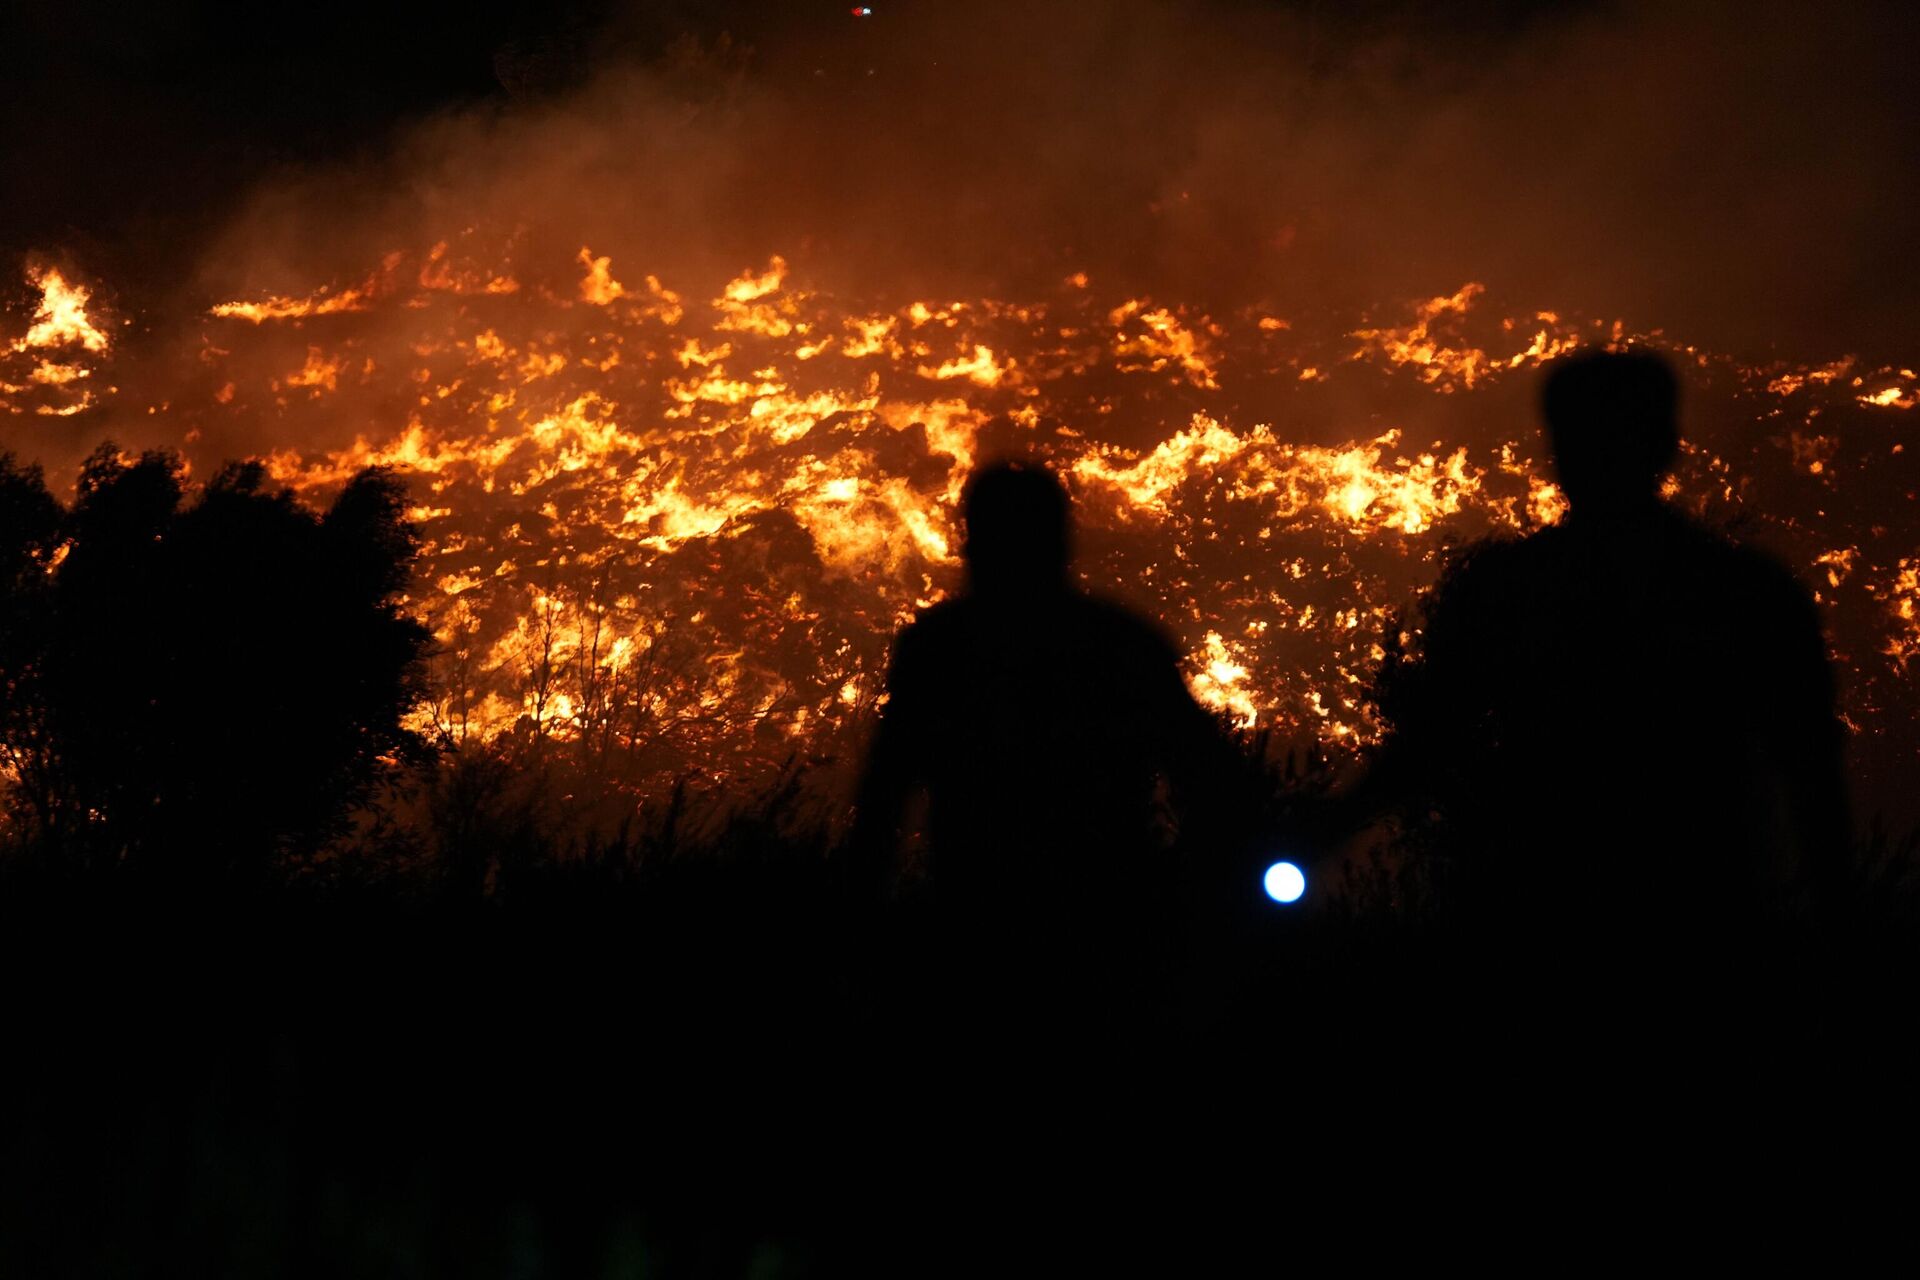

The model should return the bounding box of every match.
[1263,860,1306,905]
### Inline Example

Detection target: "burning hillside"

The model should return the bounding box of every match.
[4,243,1915,815]
[4,0,1919,824]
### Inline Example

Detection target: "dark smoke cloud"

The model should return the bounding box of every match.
[192,0,1918,361]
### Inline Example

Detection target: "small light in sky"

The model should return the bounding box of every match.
[1263,860,1306,905]
[851,6,874,15]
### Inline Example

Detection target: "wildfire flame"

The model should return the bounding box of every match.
[2,266,116,417]
[2,244,1914,800]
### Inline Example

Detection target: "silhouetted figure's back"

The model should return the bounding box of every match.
[1373,350,1849,946]
[854,463,1241,1012]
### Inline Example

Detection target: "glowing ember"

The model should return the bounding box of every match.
[1883,560,1920,669]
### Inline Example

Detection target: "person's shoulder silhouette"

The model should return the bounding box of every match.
[854,461,1240,934]
[1374,347,1848,925]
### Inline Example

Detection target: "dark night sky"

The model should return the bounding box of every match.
[2,1,605,274]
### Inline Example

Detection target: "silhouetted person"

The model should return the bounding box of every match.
[852,462,1249,1020]
[1364,349,1849,959]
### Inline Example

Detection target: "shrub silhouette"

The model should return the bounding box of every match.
[0,445,430,883]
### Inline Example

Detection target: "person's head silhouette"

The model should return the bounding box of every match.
[961,461,1071,597]
[1541,347,1680,513]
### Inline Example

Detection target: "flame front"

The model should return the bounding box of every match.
[4,241,1914,799]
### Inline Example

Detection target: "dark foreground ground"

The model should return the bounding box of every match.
[3,843,1917,1277]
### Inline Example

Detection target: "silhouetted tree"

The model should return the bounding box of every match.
[0,454,66,837]
[0,445,430,885]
